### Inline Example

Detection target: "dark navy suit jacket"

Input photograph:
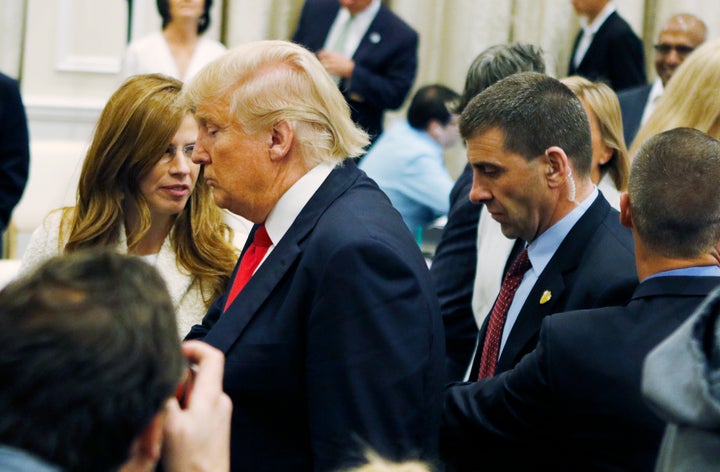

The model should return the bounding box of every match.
[568,11,646,91]
[443,275,720,471]
[292,0,418,141]
[0,73,29,230]
[618,83,652,148]
[188,163,445,471]
[468,193,638,377]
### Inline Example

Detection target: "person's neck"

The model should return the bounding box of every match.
[126,213,174,256]
[634,238,720,281]
[547,175,594,228]
[585,1,610,23]
[162,19,199,45]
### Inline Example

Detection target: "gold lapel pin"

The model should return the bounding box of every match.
[540,290,552,305]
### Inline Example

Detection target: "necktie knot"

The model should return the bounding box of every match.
[223,224,272,311]
[252,225,272,248]
[506,248,530,278]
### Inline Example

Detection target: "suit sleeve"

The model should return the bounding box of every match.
[347,26,418,111]
[441,318,556,466]
[305,238,442,470]
[185,289,225,341]
[0,75,29,229]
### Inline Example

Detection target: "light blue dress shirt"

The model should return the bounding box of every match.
[359,120,454,233]
[499,188,599,352]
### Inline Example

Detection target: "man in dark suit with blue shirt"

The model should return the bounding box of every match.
[442,127,720,471]
[292,0,418,143]
[184,40,444,472]
[568,0,645,91]
[458,72,637,383]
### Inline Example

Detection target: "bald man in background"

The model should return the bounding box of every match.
[618,13,707,146]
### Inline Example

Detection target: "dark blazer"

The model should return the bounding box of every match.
[442,275,720,471]
[468,193,637,377]
[0,73,29,230]
[429,165,481,381]
[292,0,418,141]
[187,163,445,471]
[568,11,646,91]
[618,83,652,148]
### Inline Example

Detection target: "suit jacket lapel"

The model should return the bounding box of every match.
[496,194,612,371]
[203,163,360,353]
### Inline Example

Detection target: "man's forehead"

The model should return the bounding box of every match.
[195,101,229,124]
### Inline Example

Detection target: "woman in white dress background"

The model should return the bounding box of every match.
[120,0,226,82]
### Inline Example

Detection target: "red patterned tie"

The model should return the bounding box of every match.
[477,248,531,379]
[223,225,272,311]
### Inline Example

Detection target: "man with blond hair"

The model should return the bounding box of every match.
[183,40,444,471]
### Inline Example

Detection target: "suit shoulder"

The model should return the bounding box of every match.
[298,0,338,16]
[617,84,651,103]
[542,305,630,346]
[375,5,418,39]
[597,207,634,253]
[602,12,642,41]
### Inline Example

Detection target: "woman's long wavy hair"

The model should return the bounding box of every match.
[63,74,236,306]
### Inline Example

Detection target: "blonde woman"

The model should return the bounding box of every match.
[561,75,630,209]
[20,74,237,337]
[631,38,720,154]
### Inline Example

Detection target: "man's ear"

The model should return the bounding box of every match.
[619,192,633,228]
[543,146,571,189]
[268,120,294,162]
[121,411,166,472]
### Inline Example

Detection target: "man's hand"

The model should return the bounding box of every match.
[317,50,355,79]
[162,341,232,472]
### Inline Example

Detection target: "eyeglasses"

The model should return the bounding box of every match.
[163,143,195,160]
[653,44,695,57]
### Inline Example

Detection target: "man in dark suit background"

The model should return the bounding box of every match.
[568,0,646,91]
[292,0,418,143]
[429,43,547,382]
[0,72,29,254]
[458,72,636,382]
[442,127,720,471]
[618,13,706,147]
[184,40,444,471]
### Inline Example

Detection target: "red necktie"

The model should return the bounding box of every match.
[477,248,531,379]
[223,225,272,311]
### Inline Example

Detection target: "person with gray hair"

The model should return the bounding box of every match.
[430,42,546,381]
[183,39,444,471]
[442,127,720,471]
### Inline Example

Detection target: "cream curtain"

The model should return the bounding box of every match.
[220,0,719,174]
[223,0,718,88]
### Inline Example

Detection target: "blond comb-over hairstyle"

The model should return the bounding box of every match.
[182,40,370,167]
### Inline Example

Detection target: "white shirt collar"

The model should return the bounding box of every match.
[264,162,335,246]
[648,77,664,103]
[581,1,616,33]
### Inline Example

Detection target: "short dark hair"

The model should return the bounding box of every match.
[629,127,720,258]
[156,0,213,34]
[454,43,546,115]
[459,72,592,177]
[0,249,183,471]
[407,84,459,130]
